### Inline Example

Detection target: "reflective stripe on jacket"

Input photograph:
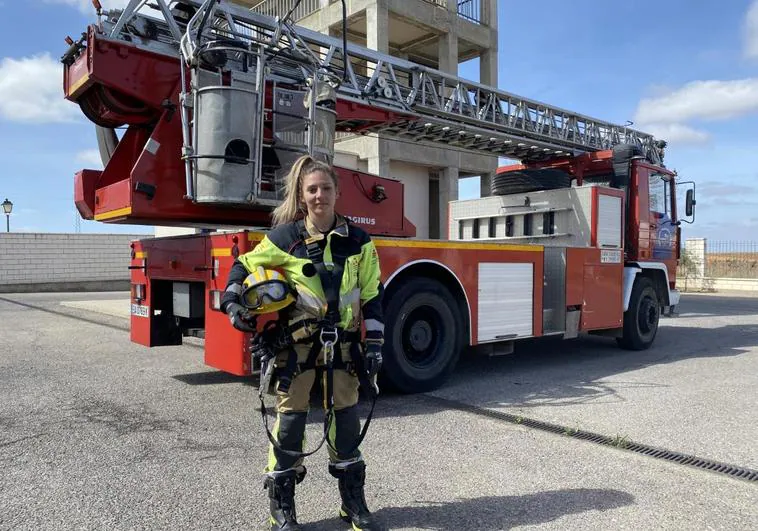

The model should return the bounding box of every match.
[222,215,384,336]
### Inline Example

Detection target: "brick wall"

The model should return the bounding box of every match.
[0,233,148,292]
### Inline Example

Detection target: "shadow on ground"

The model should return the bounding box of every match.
[305,488,634,531]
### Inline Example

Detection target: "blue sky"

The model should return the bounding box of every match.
[1,0,757,241]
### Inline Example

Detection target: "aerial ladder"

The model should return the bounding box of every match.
[63,0,667,231]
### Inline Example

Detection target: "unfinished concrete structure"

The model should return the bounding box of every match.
[246,0,499,238]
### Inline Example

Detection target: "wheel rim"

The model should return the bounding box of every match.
[638,294,659,336]
[401,306,441,367]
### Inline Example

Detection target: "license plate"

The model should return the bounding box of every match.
[600,249,621,263]
[131,304,150,318]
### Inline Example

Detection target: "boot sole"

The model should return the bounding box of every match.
[270,516,302,531]
[338,508,363,531]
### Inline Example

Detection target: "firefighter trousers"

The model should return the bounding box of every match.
[265,344,361,472]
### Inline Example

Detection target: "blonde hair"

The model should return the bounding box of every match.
[271,155,339,226]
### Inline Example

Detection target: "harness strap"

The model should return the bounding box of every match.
[298,219,343,328]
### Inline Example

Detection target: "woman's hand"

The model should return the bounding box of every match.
[364,340,383,377]
[226,302,257,332]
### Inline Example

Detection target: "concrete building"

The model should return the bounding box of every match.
[245,0,499,238]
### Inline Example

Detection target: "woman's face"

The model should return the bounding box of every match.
[301,170,337,219]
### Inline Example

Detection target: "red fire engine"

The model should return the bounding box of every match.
[62,0,696,392]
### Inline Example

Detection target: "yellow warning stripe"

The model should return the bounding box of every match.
[243,230,540,252]
[211,248,232,257]
[68,72,90,96]
[373,238,542,252]
[135,251,147,259]
[94,206,132,221]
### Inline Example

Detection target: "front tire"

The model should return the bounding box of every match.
[382,278,462,393]
[617,276,660,350]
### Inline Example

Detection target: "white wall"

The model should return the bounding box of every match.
[0,233,147,292]
[154,226,200,237]
[390,160,430,239]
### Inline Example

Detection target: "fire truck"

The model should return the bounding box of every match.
[62,0,696,392]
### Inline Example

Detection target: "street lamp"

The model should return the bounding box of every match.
[2,198,12,232]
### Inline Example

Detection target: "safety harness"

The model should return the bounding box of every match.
[255,219,378,461]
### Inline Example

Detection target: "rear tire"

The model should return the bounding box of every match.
[617,277,660,350]
[382,278,462,393]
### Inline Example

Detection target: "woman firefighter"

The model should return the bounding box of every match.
[220,155,385,531]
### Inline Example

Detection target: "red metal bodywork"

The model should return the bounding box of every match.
[64,28,418,235]
[131,234,546,375]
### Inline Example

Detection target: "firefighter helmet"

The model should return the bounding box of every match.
[241,267,296,314]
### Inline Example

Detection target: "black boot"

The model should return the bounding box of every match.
[329,461,383,531]
[264,469,303,531]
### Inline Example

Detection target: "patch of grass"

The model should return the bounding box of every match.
[610,434,630,449]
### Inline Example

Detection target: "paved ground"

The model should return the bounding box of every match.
[1,292,756,530]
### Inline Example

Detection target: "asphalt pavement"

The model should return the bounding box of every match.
[0,292,756,530]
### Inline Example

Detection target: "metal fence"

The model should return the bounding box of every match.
[457,0,482,24]
[249,0,321,21]
[705,241,758,279]
[251,0,483,25]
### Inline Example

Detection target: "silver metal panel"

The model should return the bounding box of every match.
[542,247,567,333]
[597,194,622,248]
[478,263,534,341]
[564,310,581,339]
[450,186,596,247]
[173,282,191,318]
[194,71,260,203]
[173,282,204,318]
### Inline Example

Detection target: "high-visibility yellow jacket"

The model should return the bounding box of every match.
[222,215,384,340]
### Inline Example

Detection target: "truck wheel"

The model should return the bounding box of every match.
[383,278,462,393]
[617,276,659,350]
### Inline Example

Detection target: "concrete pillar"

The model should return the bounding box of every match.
[366,138,390,178]
[684,238,707,291]
[480,48,498,87]
[484,0,498,28]
[438,24,458,75]
[480,173,491,197]
[439,166,459,239]
[366,2,389,54]
[479,16,498,199]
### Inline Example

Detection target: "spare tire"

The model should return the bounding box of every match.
[491,168,571,195]
[96,126,119,167]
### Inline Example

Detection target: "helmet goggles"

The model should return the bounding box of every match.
[241,268,296,314]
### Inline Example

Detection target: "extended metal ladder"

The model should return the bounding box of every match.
[103,0,666,165]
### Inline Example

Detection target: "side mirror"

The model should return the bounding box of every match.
[678,180,696,224]
[685,189,696,217]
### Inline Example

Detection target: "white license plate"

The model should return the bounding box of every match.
[131,304,150,318]
[600,249,621,263]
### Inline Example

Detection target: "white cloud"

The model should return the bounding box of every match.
[43,0,130,14]
[745,0,758,59]
[699,182,757,197]
[636,122,710,145]
[634,79,758,124]
[0,53,82,124]
[76,149,104,168]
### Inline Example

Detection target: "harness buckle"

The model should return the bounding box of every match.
[320,326,339,367]
[319,326,339,347]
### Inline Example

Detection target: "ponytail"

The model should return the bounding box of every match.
[271,155,339,226]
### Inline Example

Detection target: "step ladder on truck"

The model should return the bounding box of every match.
[61,0,697,392]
